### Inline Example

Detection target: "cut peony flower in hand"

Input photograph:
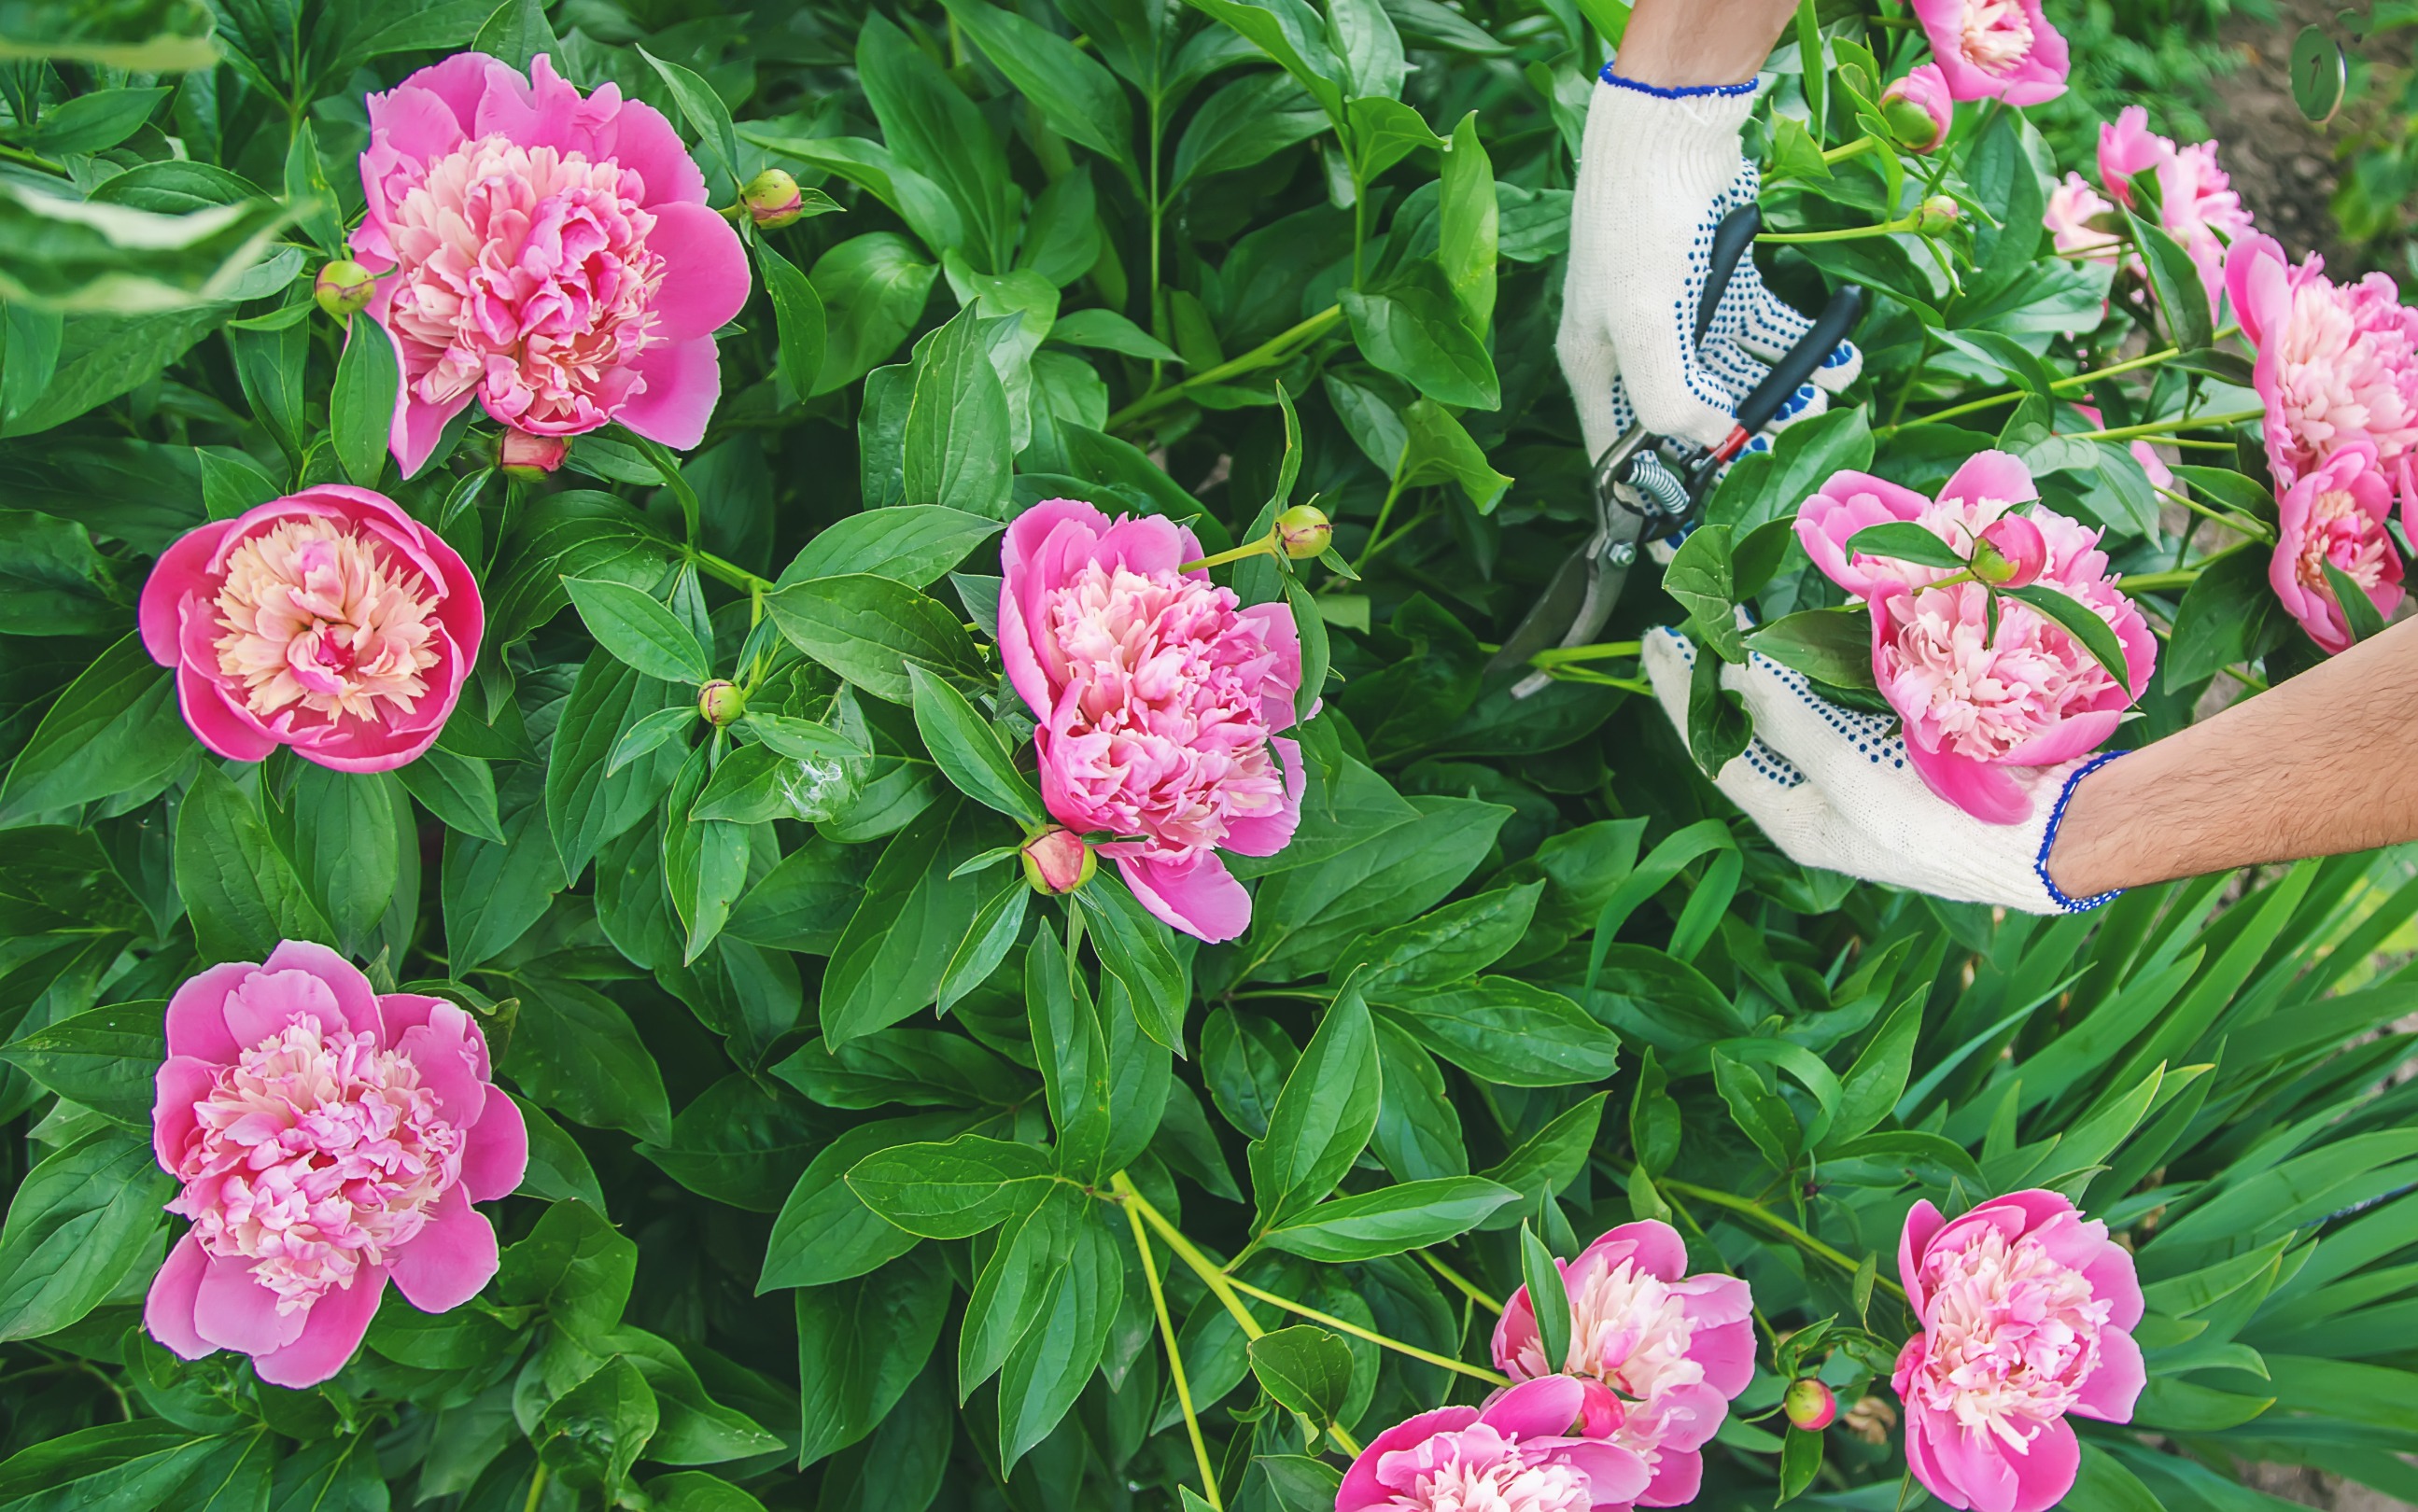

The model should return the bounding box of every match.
[146,942,527,1388]
[997,498,1304,944]
[354,53,751,477]
[1799,452,2156,825]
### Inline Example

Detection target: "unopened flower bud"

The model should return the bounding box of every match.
[499,428,568,477]
[1879,63,1952,155]
[314,259,375,319]
[1274,504,1332,560]
[1021,827,1095,894]
[743,168,806,230]
[1914,194,1961,235]
[698,679,745,726]
[1971,513,2047,588]
[1783,1379,1837,1432]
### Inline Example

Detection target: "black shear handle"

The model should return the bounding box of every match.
[1693,204,1763,348]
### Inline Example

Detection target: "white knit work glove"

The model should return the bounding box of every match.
[1557,68,1863,469]
[1640,628,2121,915]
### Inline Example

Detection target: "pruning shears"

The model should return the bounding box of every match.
[1489,205,1867,699]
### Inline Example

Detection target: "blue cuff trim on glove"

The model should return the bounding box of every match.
[2034,751,2127,913]
[1598,64,1758,98]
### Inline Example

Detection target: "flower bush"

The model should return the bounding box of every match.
[0,2,2415,1512]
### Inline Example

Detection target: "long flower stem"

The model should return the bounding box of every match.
[685,545,775,595]
[2153,482,2273,543]
[1417,1251,1505,1316]
[1354,477,1409,575]
[1527,640,1641,667]
[635,435,705,544]
[1659,1179,1907,1301]
[2069,407,2263,443]
[1224,1274,1509,1391]
[1821,135,1881,166]
[1107,304,1346,430]
[1123,1191,1222,1509]
[1882,327,2244,434]
[523,1463,550,1512]
[1758,213,1918,245]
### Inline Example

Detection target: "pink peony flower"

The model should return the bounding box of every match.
[145,942,527,1389]
[2043,174,2120,262]
[355,53,750,476]
[1490,1222,1754,1507]
[2094,108,2255,317]
[1795,453,2155,825]
[1339,1376,1652,1512]
[1911,0,2068,105]
[139,485,483,773]
[2271,441,2405,654]
[1880,64,1954,154]
[2228,232,2418,491]
[1893,1191,2144,1512]
[997,499,1303,944]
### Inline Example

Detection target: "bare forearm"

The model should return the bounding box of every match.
[1618,0,1797,87]
[2048,616,2418,896]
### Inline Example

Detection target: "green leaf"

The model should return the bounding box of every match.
[778,506,1005,588]
[0,510,119,636]
[1372,979,1616,1088]
[539,1355,658,1501]
[1777,1423,1824,1505]
[2164,544,2284,682]
[330,318,398,487]
[442,768,566,971]
[638,46,742,191]
[471,0,559,68]
[1249,981,1382,1231]
[0,1001,162,1126]
[1393,398,1511,512]
[176,763,332,960]
[907,664,1042,821]
[757,240,827,405]
[1248,1325,1354,1431]
[0,631,189,825]
[0,1126,169,1340]
[936,875,1031,1015]
[1477,1093,1606,1220]
[1519,1222,1570,1375]
[1049,308,1180,363]
[1743,608,1876,689]
[1713,1049,1800,1171]
[396,747,507,844]
[959,1183,1081,1393]
[546,649,685,882]
[763,1113,978,1289]
[1824,989,1922,1149]
[845,1134,1057,1238]
[766,575,986,703]
[1260,1177,1515,1261]
[269,763,401,958]
[1841,521,1968,571]
[1664,525,1741,662]
[663,745,749,965]
[1686,637,1750,778]
[901,306,1014,518]
[1629,1047,1681,1176]
[1026,917,1113,1180]
[2123,208,2215,353]
[1076,875,1189,1052]
[1341,259,1499,410]
[505,974,674,1143]
[821,801,994,1044]
[996,1199,1121,1470]
[938,0,1134,172]
[2324,559,2390,644]
[564,577,713,685]
[1437,111,1496,333]
[2003,582,2133,690]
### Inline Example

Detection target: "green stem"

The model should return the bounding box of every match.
[1881,326,2243,435]
[1107,304,1346,431]
[1886,329,1932,429]
[522,1463,549,1512]
[1183,535,1280,573]
[1660,1178,1907,1301]
[685,546,774,595]
[0,141,65,175]
[2120,566,2210,594]
[634,435,705,543]
[2153,482,2273,543]
[1820,135,1880,166]
[1355,506,1431,573]
[1417,1251,1505,1316]
[1225,1273,1509,1390]
[1527,640,1641,667]
[1122,1189,1222,1509]
[1355,476,1409,574]
[2068,407,2262,443]
[1758,213,1918,245]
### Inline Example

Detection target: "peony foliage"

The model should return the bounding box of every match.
[0,1,2415,1511]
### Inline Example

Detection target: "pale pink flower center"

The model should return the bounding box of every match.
[167,1014,463,1311]
[1960,0,2033,71]
[214,518,442,723]
[1905,1228,2110,1448]
[1521,1256,1701,1405]
[2296,487,2392,598]
[1378,1427,1591,1512]
[383,134,666,436]
[1040,564,1286,857]
[2045,175,2118,259]
[2268,271,2418,476]
[1879,580,2118,761]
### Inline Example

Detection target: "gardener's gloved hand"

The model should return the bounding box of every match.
[1557,68,1863,468]
[1639,629,2121,914]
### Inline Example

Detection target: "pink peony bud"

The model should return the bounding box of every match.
[1021,827,1097,894]
[1971,512,2046,587]
[1910,0,2070,106]
[698,679,745,726]
[1274,504,1332,560]
[499,427,568,477]
[743,168,806,229]
[1784,1379,1837,1431]
[314,259,375,318]
[1914,195,1961,235]
[1879,64,1952,154]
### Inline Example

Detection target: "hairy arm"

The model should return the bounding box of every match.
[2048,616,2418,896]
[1618,0,1801,86]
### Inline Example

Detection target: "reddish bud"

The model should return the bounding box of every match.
[314,259,375,318]
[1972,513,2047,588]
[1021,827,1096,894]
[1274,504,1333,560]
[1572,1377,1627,1439]
[698,679,745,726]
[499,428,568,478]
[1784,1379,1837,1432]
[743,168,806,230]
[1879,63,1952,155]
